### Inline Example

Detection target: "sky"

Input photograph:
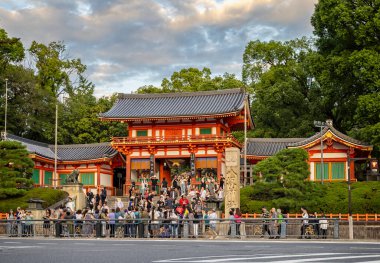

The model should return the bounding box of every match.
[0,0,317,97]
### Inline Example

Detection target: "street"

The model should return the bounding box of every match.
[0,238,380,263]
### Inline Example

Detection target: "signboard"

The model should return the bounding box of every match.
[190,153,196,177]
[150,154,155,177]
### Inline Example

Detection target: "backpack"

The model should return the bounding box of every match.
[125,212,132,221]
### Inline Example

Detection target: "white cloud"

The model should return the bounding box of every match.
[0,0,317,96]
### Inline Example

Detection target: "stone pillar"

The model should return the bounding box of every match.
[61,184,87,210]
[224,147,240,218]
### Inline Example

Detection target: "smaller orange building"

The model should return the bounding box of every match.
[7,134,124,195]
[246,120,373,182]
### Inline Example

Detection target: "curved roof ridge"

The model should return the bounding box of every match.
[247,138,305,142]
[7,133,50,148]
[117,88,244,99]
[52,142,112,149]
[288,125,371,147]
[100,88,248,120]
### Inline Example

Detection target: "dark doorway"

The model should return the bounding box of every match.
[113,167,126,196]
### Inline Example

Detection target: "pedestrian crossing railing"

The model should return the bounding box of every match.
[0,218,343,239]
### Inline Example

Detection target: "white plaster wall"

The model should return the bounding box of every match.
[207,149,217,155]
[155,130,160,136]
[197,150,205,154]
[156,151,165,156]
[132,130,136,137]
[100,173,112,186]
[195,128,199,135]
[212,127,216,135]
[187,129,192,136]
[141,151,150,157]
[148,129,152,136]
[311,152,347,158]
[310,162,315,181]
[131,152,140,157]
[167,150,180,155]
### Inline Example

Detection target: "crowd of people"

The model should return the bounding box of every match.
[260,206,329,239]
[4,176,330,239]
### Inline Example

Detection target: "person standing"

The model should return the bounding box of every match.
[300,207,309,239]
[234,208,242,236]
[161,178,168,194]
[100,187,107,205]
[276,208,284,238]
[108,209,116,238]
[151,175,158,192]
[269,207,278,239]
[319,213,328,239]
[261,207,270,238]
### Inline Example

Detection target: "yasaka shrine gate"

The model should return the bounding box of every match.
[99,89,253,196]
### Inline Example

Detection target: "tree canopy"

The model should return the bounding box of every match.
[137,67,245,94]
[310,0,380,149]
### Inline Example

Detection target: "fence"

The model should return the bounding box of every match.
[0,218,342,239]
[241,213,380,221]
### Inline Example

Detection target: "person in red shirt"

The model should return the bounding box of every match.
[179,194,189,208]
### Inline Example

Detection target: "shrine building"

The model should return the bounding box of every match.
[99,88,253,194]
[245,119,374,183]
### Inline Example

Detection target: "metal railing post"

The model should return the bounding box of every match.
[183,221,189,238]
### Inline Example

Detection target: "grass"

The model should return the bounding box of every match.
[0,188,68,213]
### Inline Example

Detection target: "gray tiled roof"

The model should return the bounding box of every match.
[288,125,371,147]
[99,88,247,119]
[247,138,305,156]
[7,134,57,159]
[54,143,117,161]
[6,134,118,161]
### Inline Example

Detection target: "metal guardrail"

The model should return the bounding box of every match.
[0,218,340,239]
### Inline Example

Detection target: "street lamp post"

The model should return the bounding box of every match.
[4,78,8,140]
[314,121,326,184]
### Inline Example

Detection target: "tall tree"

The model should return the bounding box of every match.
[242,38,324,138]
[311,0,380,140]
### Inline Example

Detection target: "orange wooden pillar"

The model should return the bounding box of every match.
[217,151,223,182]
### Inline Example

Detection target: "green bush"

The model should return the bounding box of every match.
[0,188,68,212]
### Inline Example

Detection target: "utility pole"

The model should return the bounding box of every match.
[4,78,8,140]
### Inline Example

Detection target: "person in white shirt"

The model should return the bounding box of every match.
[300,207,309,239]
[319,213,328,239]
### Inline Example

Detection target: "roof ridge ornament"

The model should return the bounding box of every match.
[326,119,333,127]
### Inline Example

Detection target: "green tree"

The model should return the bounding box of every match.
[137,67,245,94]
[310,0,380,139]
[0,141,34,199]
[0,28,24,67]
[241,148,311,212]
[254,148,310,188]
[242,38,324,138]
[350,92,380,155]
[59,85,127,144]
